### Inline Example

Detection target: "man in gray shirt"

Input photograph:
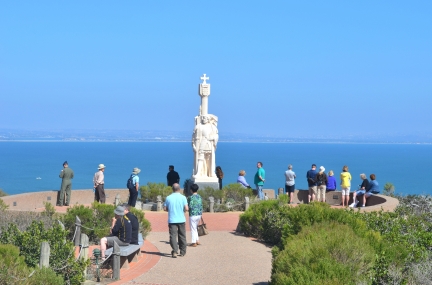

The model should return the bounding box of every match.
[284,164,296,204]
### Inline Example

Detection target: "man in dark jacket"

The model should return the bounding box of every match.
[167,165,180,187]
[100,205,132,260]
[122,203,139,245]
[306,164,318,203]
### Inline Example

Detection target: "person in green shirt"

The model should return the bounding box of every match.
[58,161,74,206]
[254,162,266,200]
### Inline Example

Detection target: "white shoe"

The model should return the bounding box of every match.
[349,202,356,208]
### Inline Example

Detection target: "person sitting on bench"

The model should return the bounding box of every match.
[100,205,132,261]
[122,203,139,245]
[350,174,379,208]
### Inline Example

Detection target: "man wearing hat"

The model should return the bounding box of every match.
[127,167,140,207]
[57,161,74,206]
[100,205,132,261]
[93,164,106,203]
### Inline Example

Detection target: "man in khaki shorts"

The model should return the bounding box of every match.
[306,164,318,203]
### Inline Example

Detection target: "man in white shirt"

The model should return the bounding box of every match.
[285,164,296,204]
[93,164,106,203]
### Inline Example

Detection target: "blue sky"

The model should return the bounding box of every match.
[1,1,431,138]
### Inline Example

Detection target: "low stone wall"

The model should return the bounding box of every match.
[288,189,399,212]
[1,189,130,211]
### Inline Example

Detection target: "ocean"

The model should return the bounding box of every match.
[0,142,430,196]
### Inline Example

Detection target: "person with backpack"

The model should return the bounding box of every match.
[316,166,328,203]
[306,164,318,203]
[127,167,140,207]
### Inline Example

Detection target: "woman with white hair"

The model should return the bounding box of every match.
[349,173,370,208]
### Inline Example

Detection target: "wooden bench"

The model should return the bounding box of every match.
[105,233,144,269]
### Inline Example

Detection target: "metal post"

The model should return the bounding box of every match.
[74,216,81,247]
[278,187,284,197]
[80,233,89,278]
[112,241,121,280]
[156,195,162,211]
[209,196,214,213]
[39,241,50,268]
[115,194,121,206]
[245,196,250,211]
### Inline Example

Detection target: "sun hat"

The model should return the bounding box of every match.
[98,164,106,169]
[132,167,141,174]
[320,166,325,172]
[114,206,125,216]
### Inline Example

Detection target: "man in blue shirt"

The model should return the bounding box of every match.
[128,167,140,207]
[306,164,318,203]
[163,183,189,258]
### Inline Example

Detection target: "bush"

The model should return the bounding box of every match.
[0,211,54,235]
[0,221,89,285]
[61,202,152,242]
[383,182,395,196]
[30,267,64,285]
[198,183,254,212]
[271,222,375,285]
[0,189,7,197]
[239,202,413,283]
[42,202,57,219]
[0,198,8,211]
[140,182,172,202]
[0,244,31,285]
[130,207,152,239]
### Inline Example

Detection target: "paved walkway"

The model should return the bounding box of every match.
[111,212,272,285]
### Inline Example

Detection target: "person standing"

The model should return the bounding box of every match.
[167,165,180,187]
[187,184,203,247]
[340,165,352,207]
[215,166,224,190]
[306,164,318,203]
[254,162,266,200]
[163,183,189,258]
[284,164,296,204]
[127,168,140,207]
[316,166,328,203]
[93,164,106,204]
[58,161,74,206]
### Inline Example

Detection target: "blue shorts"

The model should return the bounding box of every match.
[356,190,373,198]
[285,185,295,193]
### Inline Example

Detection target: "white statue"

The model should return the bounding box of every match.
[191,74,219,181]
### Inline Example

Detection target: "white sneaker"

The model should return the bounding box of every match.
[349,202,356,208]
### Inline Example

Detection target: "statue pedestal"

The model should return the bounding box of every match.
[191,177,219,191]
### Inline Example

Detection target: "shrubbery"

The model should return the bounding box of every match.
[199,183,254,212]
[61,202,152,242]
[272,222,376,285]
[239,199,429,284]
[0,222,88,285]
[140,182,172,202]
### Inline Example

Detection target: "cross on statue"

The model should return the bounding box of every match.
[200,74,209,84]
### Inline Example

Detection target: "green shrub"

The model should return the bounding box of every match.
[198,186,223,211]
[140,182,172,202]
[0,211,54,235]
[271,222,375,285]
[61,204,95,240]
[41,202,57,218]
[0,221,89,285]
[383,182,395,196]
[0,198,8,211]
[0,244,31,285]
[29,267,64,285]
[130,207,152,238]
[0,189,7,197]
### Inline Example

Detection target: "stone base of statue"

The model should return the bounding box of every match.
[191,177,219,191]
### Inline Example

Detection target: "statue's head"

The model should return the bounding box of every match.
[201,116,209,124]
